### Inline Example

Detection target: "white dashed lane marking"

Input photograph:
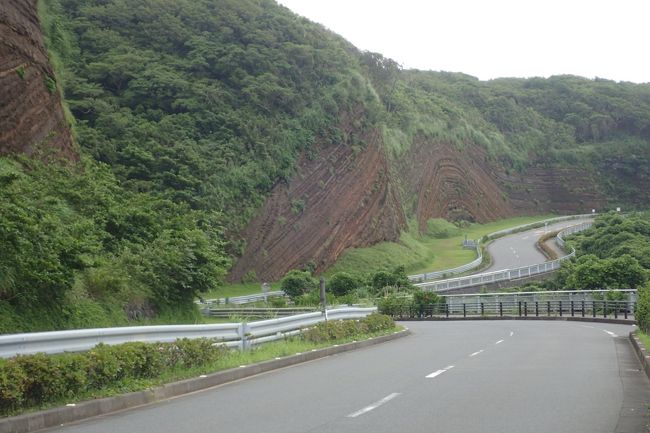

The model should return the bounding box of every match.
[347,393,401,418]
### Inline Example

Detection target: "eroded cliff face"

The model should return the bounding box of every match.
[0,0,75,159]
[229,125,406,282]
[500,165,608,214]
[401,140,515,231]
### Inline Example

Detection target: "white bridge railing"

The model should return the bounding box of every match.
[0,307,377,358]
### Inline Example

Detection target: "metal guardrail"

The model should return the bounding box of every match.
[414,221,593,293]
[197,291,286,306]
[385,299,633,321]
[0,307,377,358]
[408,214,595,283]
[204,307,318,318]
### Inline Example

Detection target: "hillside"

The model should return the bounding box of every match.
[0,0,649,329]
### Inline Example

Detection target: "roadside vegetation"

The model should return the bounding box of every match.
[3,0,649,333]
[0,313,397,417]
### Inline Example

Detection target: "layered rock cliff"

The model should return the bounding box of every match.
[0,0,75,159]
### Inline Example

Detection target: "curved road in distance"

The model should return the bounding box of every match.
[482,218,592,273]
[48,321,649,433]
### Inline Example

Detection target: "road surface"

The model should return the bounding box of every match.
[482,219,592,272]
[47,321,649,433]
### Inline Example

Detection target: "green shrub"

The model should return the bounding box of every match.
[280,270,317,299]
[377,294,408,316]
[301,314,394,343]
[637,282,650,333]
[0,359,27,412]
[336,292,359,306]
[328,272,359,296]
[413,291,442,307]
[364,313,395,333]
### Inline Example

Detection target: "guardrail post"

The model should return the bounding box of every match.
[559,301,562,317]
[625,302,628,319]
[592,301,596,318]
[581,300,585,317]
[480,302,484,316]
[237,322,250,350]
[499,302,503,317]
[535,301,539,317]
[604,301,607,318]
[518,301,522,317]
[570,301,574,317]
[463,304,466,318]
[547,301,551,316]
[614,304,618,319]
[445,303,449,318]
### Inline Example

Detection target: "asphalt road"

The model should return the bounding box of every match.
[483,219,592,272]
[47,321,650,433]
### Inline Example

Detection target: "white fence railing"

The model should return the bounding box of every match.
[0,307,377,358]
[415,221,593,293]
[443,289,637,308]
[408,214,595,283]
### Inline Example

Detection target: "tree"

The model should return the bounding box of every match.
[327,272,358,296]
[280,270,317,300]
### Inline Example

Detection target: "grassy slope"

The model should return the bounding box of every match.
[328,215,555,277]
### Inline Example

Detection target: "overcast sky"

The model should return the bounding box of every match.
[278,0,650,83]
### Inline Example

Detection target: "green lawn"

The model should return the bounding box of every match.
[201,281,282,301]
[329,214,555,276]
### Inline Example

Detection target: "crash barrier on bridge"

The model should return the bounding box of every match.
[385,299,633,321]
[0,307,377,358]
[444,289,637,309]
[414,221,593,293]
[408,214,594,283]
[197,290,286,306]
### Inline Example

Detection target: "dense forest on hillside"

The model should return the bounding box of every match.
[1,0,650,331]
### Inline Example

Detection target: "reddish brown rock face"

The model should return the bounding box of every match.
[401,139,516,230]
[0,0,76,160]
[229,127,406,282]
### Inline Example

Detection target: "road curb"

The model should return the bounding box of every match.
[629,331,650,380]
[398,316,635,325]
[0,329,410,433]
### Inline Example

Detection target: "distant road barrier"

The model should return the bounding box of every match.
[408,214,595,283]
[386,298,633,321]
[197,290,286,306]
[414,221,593,293]
[0,307,377,358]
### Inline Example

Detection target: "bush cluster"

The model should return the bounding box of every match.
[0,339,226,415]
[301,313,395,343]
[636,282,650,333]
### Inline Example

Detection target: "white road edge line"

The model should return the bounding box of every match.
[604,330,618,337]
[495,339,504,345]
[469,350,484,357]
[347,393,401,418]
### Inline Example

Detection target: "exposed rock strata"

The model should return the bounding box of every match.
[0,0,75,159]
[229,127,406,282]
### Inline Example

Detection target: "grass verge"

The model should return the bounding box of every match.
[637,330,650,350]
[329,215,555,276]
